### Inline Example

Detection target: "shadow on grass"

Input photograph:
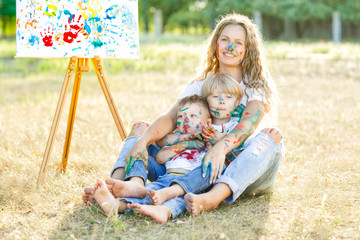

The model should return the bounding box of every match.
[50,192,272,240]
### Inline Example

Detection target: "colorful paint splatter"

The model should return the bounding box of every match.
[16,0,139,58]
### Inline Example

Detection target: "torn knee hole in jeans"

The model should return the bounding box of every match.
[252,140,269,156]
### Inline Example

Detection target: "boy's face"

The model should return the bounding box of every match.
[207,89,239,119]
[176,103,209,134]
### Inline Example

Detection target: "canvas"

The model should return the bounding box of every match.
[16,0,139,58]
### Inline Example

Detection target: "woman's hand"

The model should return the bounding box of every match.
[202,120,227,145]
[202,142,226,184]
[125,140,149,175]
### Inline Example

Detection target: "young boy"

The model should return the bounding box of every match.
[149,72,244,206]
[92,94,211,222]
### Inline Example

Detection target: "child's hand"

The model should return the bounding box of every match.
[202,120,227,145]
[187,131,203,141]
[183,140,205,150]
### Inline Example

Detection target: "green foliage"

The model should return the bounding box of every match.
[146,0,193,27]
[277,0,333,21]
[0,0,16,16]
[336,0,360,21]
[0,0,16,36]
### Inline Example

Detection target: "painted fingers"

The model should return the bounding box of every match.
[125,147,148,175]
[201,147,226,184]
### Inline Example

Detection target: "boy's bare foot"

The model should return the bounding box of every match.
[82,187,95,204]
[105,179,148,198]
[184,193,215,216]
[149,189,166,205]
[149,184,185,205]
[93,179,123,216]
[127,203,171,224]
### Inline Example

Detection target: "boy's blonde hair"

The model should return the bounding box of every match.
[177,94,210,118]
[200,73,243,101]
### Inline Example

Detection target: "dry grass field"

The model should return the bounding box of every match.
[0,36,359,239]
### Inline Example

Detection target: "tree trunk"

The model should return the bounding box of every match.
[283,18,296,40]
[332,11,341,43]
[154,9,163,36]
[253,11,263,35]
[143,0,149,33]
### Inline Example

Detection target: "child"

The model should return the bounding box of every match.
[149,72,244,206]
[92,94,211,222]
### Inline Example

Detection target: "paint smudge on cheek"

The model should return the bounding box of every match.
[184,124,190,133]
[245,112,250,116]
[216,42,220,58]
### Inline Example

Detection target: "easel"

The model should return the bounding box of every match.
[36,56,127,186]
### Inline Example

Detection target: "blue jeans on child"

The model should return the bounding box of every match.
[118,174,186,218]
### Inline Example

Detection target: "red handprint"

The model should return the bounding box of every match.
[63,14,84,44]
[40,27,54,47]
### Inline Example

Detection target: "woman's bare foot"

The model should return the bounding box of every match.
[105,178,148,198]
[93,179,128,216]
[127,203,171,224]
[82,187,95,204]
[184,193,218,216]
[185,183,230,216]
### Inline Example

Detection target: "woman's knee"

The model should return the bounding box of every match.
[128,121,151,137]
[261,128,282,144]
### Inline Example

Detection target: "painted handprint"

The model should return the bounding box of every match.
[63,14,84,44]
[44,0,59,17]
[79,0,103,20]
[86,17,103,38]
[40,26,54,47]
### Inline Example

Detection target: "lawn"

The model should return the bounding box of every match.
[0,35,359,239]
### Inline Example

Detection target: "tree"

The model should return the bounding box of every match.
[0,0,16,36]
[147,0,193,29]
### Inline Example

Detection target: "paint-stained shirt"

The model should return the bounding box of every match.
[165,149,206,171]
[212,117,239,134]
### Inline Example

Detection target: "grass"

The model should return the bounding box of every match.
[0,36,360,239]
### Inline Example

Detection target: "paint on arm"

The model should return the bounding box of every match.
[219,101,265,154]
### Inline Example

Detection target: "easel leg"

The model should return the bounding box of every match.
[91,56,127,140]
[60,58,89,172]
[37,56,77,186]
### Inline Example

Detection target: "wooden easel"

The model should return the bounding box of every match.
[36,56,127,186]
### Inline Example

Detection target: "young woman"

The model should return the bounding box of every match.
[83,13,283,217]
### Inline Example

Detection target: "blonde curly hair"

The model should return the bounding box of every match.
[196,13,277,113]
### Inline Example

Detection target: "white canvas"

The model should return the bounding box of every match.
[16,0,139,58]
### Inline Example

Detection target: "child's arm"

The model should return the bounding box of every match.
[155,140,205,164]
[156,131,202,147]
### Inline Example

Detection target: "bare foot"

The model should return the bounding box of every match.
[82,187,95,204]
[105,179,148,198]
[127,203,171,224]
[149,189,166,205]
[93,179,122,216]
[184,193,209,216]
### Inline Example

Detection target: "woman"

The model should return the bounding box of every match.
[85,13,283,218]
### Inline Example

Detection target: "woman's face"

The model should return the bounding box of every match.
[216,24,246,68]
